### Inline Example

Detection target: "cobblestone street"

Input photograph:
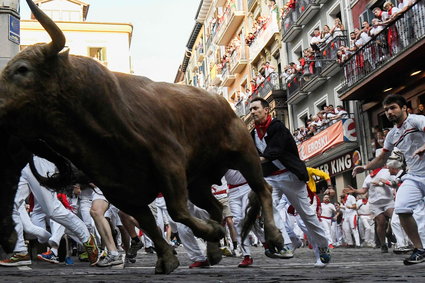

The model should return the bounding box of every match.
[0,246,423,282]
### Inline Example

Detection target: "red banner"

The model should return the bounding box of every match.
[298,121,344,161]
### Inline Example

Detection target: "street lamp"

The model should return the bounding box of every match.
[0,0,20,70]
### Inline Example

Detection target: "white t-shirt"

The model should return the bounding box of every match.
[321,202,336,218]
[362,168,393,204]
[384,114,425,176]
[344,194,357,216]
[356,199,371,215]
[211,176,228,200]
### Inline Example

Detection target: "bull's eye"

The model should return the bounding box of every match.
[16,66,29,75]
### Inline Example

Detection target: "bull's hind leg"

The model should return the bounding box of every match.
[126,205,179,274]
[237,154,283,251]
[188,181,225,265]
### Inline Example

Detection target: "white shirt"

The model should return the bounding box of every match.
[362,168,394,204]
[384,114,425,176]
[356,199,371,215]
[211,176,228,200]
[344,195,357,216]
[321,202,336,218]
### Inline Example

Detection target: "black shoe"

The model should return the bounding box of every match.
[381,245,389,253]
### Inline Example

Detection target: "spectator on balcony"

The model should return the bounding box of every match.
[263,61,276,78]
[370,18,385,36]
[268,0,280,22]
[245,32,255,46]
[415,104,425,115]
[382,1,401,55]
[320,25,333,46]
[333,105,348,119]
[373,7,386,20]
[250,79,258,93]
[330,18,345,37]
[310,28,322,52]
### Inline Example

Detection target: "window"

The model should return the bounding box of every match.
[297,108,310,128]
[291,40,303,63]
[314,95,328,113]
[88,47,107,63]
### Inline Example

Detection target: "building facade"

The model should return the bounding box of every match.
[20,0,133,73]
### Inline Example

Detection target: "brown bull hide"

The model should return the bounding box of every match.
[0,0,283,273]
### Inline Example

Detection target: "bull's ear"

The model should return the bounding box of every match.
[59,48,70,57]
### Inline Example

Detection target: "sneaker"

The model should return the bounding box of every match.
[127,239,144,261]
[265,247,294,259]
[0,253,31,266]
[238,255,253,268]
[145,247,155,254]
[314,259,327,268]
[220,246,233,257]
[37,250,59,264]
[79,252,89,262]
[189,259,210,268]
[328,244,335,249]
[393,246,413,254]
[65,256,74,265]
[318,247,331,264]
[83,234,99,265]
[96,253,123,267]
[403,248,425,265]
[233,249,242,257]
[381,245,389,253]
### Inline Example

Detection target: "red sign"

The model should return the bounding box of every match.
[298,120,344,161]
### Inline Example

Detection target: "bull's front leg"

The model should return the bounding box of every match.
[127,205,179,274]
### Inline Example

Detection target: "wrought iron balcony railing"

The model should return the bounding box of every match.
[340,1,425,90]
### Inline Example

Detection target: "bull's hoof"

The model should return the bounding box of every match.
[206,241,222,266]
[205,219,226,242]
[265,226,284,252]
[154,254,180,274]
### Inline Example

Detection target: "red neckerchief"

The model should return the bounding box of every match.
[370,168,382,177]
[255,115,272,140]
[388,8,393,16]
[343,194,348,204]
[362,198,368,205]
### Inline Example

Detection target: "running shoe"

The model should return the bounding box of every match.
[189,260,210,268]
[127,239,144,261]
[0,253,31,266]
[83,234,99,265]
[37,250,59,264]
[65,256,74,265]
[403,248,425,265]
[238,255,253,267]
[96,253,123,267]
[318,247,331,264]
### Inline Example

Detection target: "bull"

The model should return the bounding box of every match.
[0,0,283,274]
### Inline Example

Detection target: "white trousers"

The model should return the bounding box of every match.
[342,214,360,246]
[21,157,90,244]
[321,218,333,245]
[265,171,328,249]
[358,215,374,246]
[176,202,209,262]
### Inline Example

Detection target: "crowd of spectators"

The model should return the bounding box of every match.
[293,105,349,144]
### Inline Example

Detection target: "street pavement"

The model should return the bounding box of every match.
[0,245,423,282]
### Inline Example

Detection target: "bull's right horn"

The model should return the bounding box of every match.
[26,0,65,57]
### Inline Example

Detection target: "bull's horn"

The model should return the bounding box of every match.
[26,0,65,56]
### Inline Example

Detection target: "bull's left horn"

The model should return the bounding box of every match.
[26,0,65,56]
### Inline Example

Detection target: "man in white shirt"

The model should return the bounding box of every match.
[320,195,336,248]
[341,190,361,247]
[353,94,425,264]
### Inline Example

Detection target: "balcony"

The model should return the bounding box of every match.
[217,0,227,6]
[216,0,246,46]
[252,73,284,99]
[286,74,308,104]
[296,0,320,25]
[339,2,425,101]
[235,99,250,117]
[249,16,280,62]
[281,8,302,42]
[248,0,257,12]
[221,64,236,86]
[210,64,222,86]
[196,46,205,63]
[229,45,249,74]
[297,117,357,161]
[320,32,348,77]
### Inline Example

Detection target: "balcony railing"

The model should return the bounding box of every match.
[281,0,318,41]
[252,72,282,98]
[341,2,425,90]
[235,98,250,117]
[215,0,245,45]
[249,16,280,61]
[286,58,322,100]
[229,44,249,74]
[320,31,348,71]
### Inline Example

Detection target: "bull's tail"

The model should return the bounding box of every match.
[241,190,262,247]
